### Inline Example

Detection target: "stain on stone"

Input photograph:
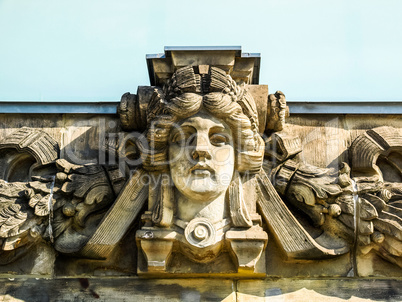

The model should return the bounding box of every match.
[90,289,100,299]
[78,278,100,298]
[79,278,89,289]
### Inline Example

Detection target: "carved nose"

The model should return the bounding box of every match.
[192,149,212,160]
[191,135,212,160]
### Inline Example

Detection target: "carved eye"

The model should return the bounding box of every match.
[171,129,194,145]
[171,132,185,144]
[210,133,229,146]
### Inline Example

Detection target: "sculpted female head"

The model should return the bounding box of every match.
[142,66,264,204]
[168,109,234,202]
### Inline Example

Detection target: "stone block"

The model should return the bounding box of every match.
[237,279,402,301]
[0,278,236,302]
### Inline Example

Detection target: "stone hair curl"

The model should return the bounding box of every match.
[140,66,264,174]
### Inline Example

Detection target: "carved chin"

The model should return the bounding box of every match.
[176,177,225,201]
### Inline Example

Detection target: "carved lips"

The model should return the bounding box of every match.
[189,162,214,177]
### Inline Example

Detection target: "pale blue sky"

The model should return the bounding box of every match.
[0,0,401,101]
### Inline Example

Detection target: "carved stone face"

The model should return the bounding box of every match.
[168,110,235,202]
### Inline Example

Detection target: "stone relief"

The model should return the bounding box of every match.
[0,64,401,276]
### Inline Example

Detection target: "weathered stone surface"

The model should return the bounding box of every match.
[1,278,401,301]
[237,279,402,301]
[246,84,268,133]
[0,113,120,166]
[136,66,268,276]
[0,278,236,302]
[0,242,56,277]
[1,112,402,278]
[1,47,402,287]
[54,227,138,277]
[285,114,402,168]
[264,229,352,278]
[357,251,402,278]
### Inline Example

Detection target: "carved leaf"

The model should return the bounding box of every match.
[29,193,42,208]
[61,181,74,194]
[380,210,402,224]
[256,170,349,258]
[383,236,402,257]
[34,194,51,216]
[292,174,342,200]
[76,168,148,258]
[335,195,354,215]
[387,204,402,217]
[2,236,24,251]
[83,186,111,205]
[28,181,52,194]
[52,210,73,238]
[363,193,387,212]
[359,220,374,235]
[287,183,317,206]
[0,204,21,224]
[0,205,28,238]
[337,211,373,235]
[62,172,108,198]
[359,197,378,220]
[338,213,354,230]
[74,186,113,227]
[0,180,28,199]
[390,201,402,209]
[374,217,402,241]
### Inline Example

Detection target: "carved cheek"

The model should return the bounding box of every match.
[211,145,235,186]
[168,143,190,166]
[212,145,234,164]
[170,162,187,189]
[168,144,192,188]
